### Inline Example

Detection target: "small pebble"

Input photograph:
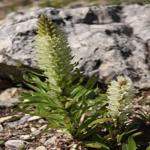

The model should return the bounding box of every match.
[39,124,47,130]
[0,124,3,132]
[38,119,46,124]
[32,129,41,136]
[30,127,37,132]
[28,148,34,150]
[20,134,31,140]
[5,140,24,149]
[7,114,30,128]
[30,127,41,136]
[28,116,41,122]
[44,136,57,146]
[40,137,46,144]
[0,116,13,123]
[36,146,47,150]
[0,88,21,107]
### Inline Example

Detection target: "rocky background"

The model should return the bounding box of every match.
[0,4,150,89]
[0,3,150,150]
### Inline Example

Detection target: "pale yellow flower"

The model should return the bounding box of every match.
[107,76,135,119]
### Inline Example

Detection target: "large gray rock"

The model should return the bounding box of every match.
[0,4,150,89]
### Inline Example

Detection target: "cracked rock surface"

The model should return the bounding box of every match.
[0,4,150,89]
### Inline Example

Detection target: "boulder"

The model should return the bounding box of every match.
[0,4,150,89]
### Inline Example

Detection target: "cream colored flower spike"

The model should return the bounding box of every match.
[107,76,135,120]
[36,15,73,95]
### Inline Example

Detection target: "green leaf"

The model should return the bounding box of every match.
[84,141,110,149]
[88,118,112,127]
[85,76,97,89]
[117,129,138,143]
[76,116,97,135]
[128,136,136,150]
[122,143,129,150]
[122,136,137,150]
[71,85,87,99]
[146,146,150,150]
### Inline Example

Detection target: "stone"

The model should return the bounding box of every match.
[44,136,57,146]
[30,127,41,136]
[40,137,46,144]
[39,124,47,130]
[36,146,47,150]
[38,119,47,124]
[6,114,30,128]
[0,88,22,107]
[0,5,150,89]
[0,124,3,132]
[123,4,150,41]
[28,148,34,150]
[20,135,32,140]
[32,129,41,136]
[27,116,41,122]
[5,140,24,150]
[30,127,37,132]
[0,116,13,123]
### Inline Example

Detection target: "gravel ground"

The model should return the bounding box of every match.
[0,88,86,150]
[0,107,86,150]
[0,87,150,150]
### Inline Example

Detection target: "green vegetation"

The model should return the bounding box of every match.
[21,15,150,150]
[122,137,150,150]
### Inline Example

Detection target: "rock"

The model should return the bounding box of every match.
[123,4,150,41]
[32,129,41,136]
[7,114,30,128]
[30,127,41,136]
[27,116,41,122]
[36,146,47,150]
[0,116,14,123]
[0,124,3,131]
[5,140,24,150]
[0,88,22,107]
[69,23,149,89]
[0,5,150,89]
[39,124,47,130]
[44,136,57,146]
[30,127,37,132]
[32,130,41,136]
[40,137,46,144]
[28,148,34,150]
[38,119,47,124]
[20,134,32,140]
